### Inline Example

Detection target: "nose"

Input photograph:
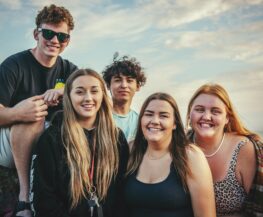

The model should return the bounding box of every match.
[84,92,92,101]
[50,35,59,43]
[150,115,160,124]
[120,80,128,88]
[202,110,212,120]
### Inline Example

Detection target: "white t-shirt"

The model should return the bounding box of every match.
[113,109,138,143]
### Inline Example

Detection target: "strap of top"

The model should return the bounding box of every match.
[226,139,248,178]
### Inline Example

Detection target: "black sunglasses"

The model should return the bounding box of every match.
[37,28,70,43]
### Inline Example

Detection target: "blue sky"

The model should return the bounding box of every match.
[0,0,263,133]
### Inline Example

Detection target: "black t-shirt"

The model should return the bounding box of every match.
[0,49,77,120]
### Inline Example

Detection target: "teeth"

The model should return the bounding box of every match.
[148,128,161,131]
[200,123,212,128]
[82,105,94,108]
[48,45,59,48]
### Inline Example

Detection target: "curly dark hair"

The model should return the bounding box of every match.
[102,54,147,88]
[35,4,74,30]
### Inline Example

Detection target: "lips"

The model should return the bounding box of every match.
[198,122,214,128]
[47,44,60,49]
[81,104,94,110]
[118,91,129,94]
[147,127,163,132]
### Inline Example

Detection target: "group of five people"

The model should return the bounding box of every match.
[0,4,262,217]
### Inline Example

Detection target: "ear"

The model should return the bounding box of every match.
[173,124,176,130]
[33,29,39,40]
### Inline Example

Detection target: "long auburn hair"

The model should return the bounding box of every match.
[62,69,119,208]
[186,83,261,141]
[127,92,192,189]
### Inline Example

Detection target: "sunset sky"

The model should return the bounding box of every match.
[0,0,262,133]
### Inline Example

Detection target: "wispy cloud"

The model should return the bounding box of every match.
[133,63,263,131]
[0,0,21,9]
[158,21,263,62]
[136,0,263,29]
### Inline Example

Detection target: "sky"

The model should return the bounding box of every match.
[0,0,263,133]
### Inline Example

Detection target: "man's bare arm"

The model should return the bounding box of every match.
[0,95,48,126]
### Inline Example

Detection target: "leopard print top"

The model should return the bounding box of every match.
[214,140,248,216]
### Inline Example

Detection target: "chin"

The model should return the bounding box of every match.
[78,112,95,118]
[146,137,161,142]
[199,132,215,138]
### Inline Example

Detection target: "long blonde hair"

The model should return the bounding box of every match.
[127,92,192,190]
[62,69,119,208]
[186,83,261,141]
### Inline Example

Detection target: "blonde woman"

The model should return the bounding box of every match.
[124,93,216,217]
[186,83,262,216]
[30,69,129,217]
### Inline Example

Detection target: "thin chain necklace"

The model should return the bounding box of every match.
[194,133,225,158]
[146,150,169,160]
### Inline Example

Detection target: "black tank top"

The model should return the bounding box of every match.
[124,165,194,217]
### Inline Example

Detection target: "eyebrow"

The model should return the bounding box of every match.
[75,85,99,89]
[194,105,222,110]
[144,110,170,115]
[144,110,154,113]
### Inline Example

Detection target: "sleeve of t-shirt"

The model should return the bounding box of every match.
[0,56,19,107]
[30,127,70,217]
[61,59,78,81]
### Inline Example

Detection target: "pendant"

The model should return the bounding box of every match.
[88,194,100,217]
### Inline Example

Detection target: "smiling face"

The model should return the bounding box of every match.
[109,74,139,104]
[35,22,70,59]
[141,99,176,148]
[190,93,229,139]
[70,75,103,129]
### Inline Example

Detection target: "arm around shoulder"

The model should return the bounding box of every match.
[186,144,216,217]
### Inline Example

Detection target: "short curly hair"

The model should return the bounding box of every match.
[102,55,147,88]
[35,4,74,30]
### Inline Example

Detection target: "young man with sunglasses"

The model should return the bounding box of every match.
[102,55,146,149]
[0,4,77,217]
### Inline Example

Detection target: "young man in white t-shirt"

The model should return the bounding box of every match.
[102,55,146,148]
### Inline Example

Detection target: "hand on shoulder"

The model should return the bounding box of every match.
[42,88,64,107]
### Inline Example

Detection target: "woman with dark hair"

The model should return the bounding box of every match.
[30,69,129,217]
[186,83,263,216]
[124,92,216,217]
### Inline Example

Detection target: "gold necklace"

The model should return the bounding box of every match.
[194,133,225,158]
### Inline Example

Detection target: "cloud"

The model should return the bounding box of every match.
[71,5,151,44]
[136,0,263,29]
[159,21,263,63]
[0,0,21,9]
[132,64,263,132]
[200,22,263,61]
[64,0,263,63]
[216,69,263,131]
